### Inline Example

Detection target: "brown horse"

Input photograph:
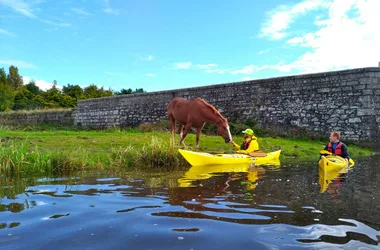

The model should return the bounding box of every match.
[167,97,232,148]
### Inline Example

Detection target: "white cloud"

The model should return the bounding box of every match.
[0,0,37,18]
[230,65,256,75]
[257,49,270,55]
[194,64,218,69]
[22,76,63,90]
[270,0,380,73]
[173,62,192,69]
[204,68,231,74]
[146,73,155,77]
[72,8,90,16]
[41,19,71,27]
[103,0,119,15]
[0,59,37,69]
[140,55,154,61]
[259,0,327,40]
[0,28,16,37]
[104,8,120,15]
[173,62,220,70]
[0,0,72,30]
[286,36,305,45]
[242,77,251,81]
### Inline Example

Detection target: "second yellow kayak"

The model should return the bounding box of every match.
[318,155,355,170]
[318,155,355,193]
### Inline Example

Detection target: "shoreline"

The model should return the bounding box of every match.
[0,126,375,176]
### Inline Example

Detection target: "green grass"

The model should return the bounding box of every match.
[0,125,374,176]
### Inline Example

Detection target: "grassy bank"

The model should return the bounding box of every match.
[0,125,374,175]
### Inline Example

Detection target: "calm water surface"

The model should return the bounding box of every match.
[1,156,380,250]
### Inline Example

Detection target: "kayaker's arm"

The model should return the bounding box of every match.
[341,144,350,160]
[236,140,259,154]
[231,141,241,151]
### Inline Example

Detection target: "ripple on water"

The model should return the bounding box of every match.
[1,157,380,249]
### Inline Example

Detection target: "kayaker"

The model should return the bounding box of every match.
[229,128,259,154]
[324,131,350,163]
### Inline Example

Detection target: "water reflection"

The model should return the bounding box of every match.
[318,164,353,194]
[177,163,268,189]
[0,156,379,249]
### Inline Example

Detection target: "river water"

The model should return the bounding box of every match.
[1,156,380,250]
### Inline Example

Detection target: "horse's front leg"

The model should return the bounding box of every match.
[179,123,192,147]
[169,116,176,147]
[177,124,184,139]
[195,123,205,148]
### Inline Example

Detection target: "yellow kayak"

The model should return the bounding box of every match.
[178,149,281,166]
[318,155,355,170]
[318,155,355,193]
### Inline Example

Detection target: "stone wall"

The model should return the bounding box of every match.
[74,67,380,144]
[0,67,379,144]
[0,110,75,126]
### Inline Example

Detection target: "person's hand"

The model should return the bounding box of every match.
[229,141,235,145]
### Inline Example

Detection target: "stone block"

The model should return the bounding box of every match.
[349,118,361,123]
[318,88,330,93]
[357,109,374,116]
[318,104,327,110]
[342,87,352,91]
[327,117,339,123]
[362,89,373,95]
[366,82,380,89]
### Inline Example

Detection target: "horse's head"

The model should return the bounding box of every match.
[216,118,232,143]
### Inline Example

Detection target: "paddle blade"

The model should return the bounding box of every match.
[349,158,355,166]
[320,150,332,155]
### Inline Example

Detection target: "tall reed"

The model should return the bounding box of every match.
[0,136,188,176]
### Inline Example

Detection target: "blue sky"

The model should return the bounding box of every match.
[1,0,379,92]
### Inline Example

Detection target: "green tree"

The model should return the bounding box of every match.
[25,81,40,95]
[12,87,36,110]
[115,88,146,95]
[84,84,113,99]
[6,66,23,90]
[0,83,14,111]
[0,68,7,85]
[0,67,14,111]
[42,85,76,108]
[116,88,133,95]
[42,85,62,107]
[134,88,145,93]
[62,84,84,100]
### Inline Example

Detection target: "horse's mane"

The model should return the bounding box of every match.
[196,98,227,122]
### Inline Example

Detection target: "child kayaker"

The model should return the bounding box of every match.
[230,128,259,154]
[324,131,350,163]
